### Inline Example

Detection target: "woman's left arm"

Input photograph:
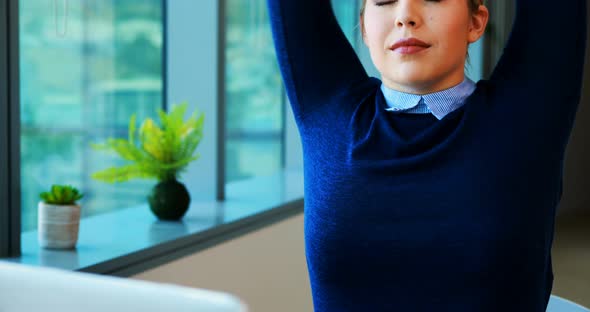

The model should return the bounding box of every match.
[488,0,587,109]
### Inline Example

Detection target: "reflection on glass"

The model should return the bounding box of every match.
[225,0,284,183]
[226,139,282,182]
[332,0,360,47]
[223,1,361,184]
[20,0,163,232]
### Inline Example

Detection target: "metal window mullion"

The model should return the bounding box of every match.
[0,0,21,258]
[9,0,21,257]
[162,0,168,112]
[217,0,226,201]
[0,0,9,258]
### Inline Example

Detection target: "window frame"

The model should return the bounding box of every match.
[218,0,226,200]
[0,0,21,258]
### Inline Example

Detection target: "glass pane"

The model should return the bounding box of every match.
[332,0,359,48]
[225,0,284,183]
[226,138,282,182]
[20,0,164,232]
[466,39,484,81]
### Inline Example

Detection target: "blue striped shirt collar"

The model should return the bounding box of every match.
[380,77,476,120]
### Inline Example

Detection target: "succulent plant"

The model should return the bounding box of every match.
[39,184,84,205]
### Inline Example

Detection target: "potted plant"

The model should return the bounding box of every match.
[38,184,84,249]
[91,102,205,220]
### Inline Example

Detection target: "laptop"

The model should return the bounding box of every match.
[0,261,248,312]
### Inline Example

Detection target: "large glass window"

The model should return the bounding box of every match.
[224,0,361,184]
[225,0,284,183]
[19,0,164,231]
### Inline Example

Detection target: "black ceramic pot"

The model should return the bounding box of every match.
[147,179,190,220]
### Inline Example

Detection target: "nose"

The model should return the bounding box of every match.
[395,1,422,28]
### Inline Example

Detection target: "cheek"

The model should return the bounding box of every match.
[434,20,470,58]
[364,18,391,48]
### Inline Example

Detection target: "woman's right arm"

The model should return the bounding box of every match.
[267,0,369,120]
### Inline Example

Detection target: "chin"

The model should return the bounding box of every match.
[399,66,433,80]
[390,73,434,91]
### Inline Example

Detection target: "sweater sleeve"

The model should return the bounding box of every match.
[489,0,587,106]
[266,0,369,120]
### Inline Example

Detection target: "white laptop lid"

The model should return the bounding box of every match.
[0,261,248,312]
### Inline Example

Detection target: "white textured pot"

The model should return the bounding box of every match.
[38,202,81,249]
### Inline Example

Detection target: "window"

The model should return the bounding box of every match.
[224,0,284,184]
[224,0,361,185]
[332,0,360,48]
[19,0,164,231]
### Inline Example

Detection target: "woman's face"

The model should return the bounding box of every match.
[361,0,488,94]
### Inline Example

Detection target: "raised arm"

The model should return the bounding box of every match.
[489,0,587,104]
[267,0,368,120]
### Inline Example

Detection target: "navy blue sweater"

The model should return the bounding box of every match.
[267,0,587,311]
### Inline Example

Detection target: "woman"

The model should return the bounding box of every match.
[267,0,587,310]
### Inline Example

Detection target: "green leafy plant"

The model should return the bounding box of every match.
[91,101,205,183]
[39,185,84,205]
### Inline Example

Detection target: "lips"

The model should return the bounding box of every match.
[390,38,431,53]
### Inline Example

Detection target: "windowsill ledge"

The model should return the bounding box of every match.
[2,169,303,277]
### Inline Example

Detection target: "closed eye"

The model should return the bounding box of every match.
[374,0,442,6]
[374,0,397,6]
